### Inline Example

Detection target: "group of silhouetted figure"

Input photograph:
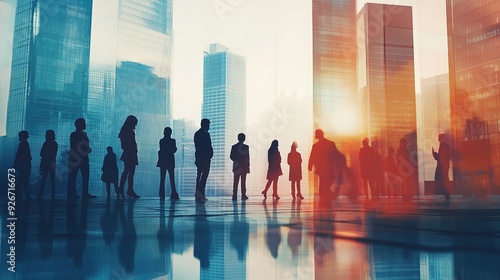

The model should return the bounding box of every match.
[12,115,451,203]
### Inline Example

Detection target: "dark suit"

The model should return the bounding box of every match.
[194,128,213,197]
[433,142,451,198]
[230,142,250,197]
[68,130,91,198]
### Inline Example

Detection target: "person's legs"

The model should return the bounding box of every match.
[291,181,296,199]
[126,165,136,193]
[81,161,91,197]
[106,183,111,198]
[49,169,56,198]
[67,165,79,198]
[167,167,178,198]
[159,167,167,198]
[199,164,209,197]
[241,173,247,199]
[232,173,239,200]
[297,181,304,199]
[272,179,279,198]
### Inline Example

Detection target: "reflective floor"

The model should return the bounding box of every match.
[1,194,500,280]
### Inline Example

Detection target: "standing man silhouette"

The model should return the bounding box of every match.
[433,133,451,201]
[194,118,213,202]
[308,129,336,205]
[230,133,250,201]
[14,130,32,200]
[68,118,96,199]
[38,130,58,199]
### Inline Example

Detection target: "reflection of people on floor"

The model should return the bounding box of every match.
[37,200,55,258]
[264,200,282,259]
[101,146,120,199]
[118,199,137,273]
[230,202,250,261]
[287,142,304,200]
[433,133,451,201]
[262,140,283,200]
[14,130,32,200]
[288,199,303,274]
[194,203,211,269]
[157,200,177,276]
[66,200,89,267]
[100,198,118,245]
[38,130,58,199]
[313,209,335,274]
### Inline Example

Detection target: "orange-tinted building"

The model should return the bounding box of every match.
[446,0,500,195]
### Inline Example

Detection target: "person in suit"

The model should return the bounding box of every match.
[230,133,250,200]
[308,129,337,205]
[101,146,120,199]
[157,127,179,200]
[38,130,58,199]
[194,118,213,202]
[67,118,96,199]
[287,141,303,200]
[262,140,282,199]
[118,115,140,199]
[14,130,32,200]
[359,137,377,201]
[433,133,451,201]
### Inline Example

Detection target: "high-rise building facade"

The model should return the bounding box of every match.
[88,0,173,196]
[6,0,93,184]
[446,0,500,195]
[312,0,358,138]
[173,119,197,196]
[202,43,246,196]
[358,3,418,194]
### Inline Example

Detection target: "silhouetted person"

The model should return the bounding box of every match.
[433,133,451,201]
[14,130,32,200]
[397,138,412,201]
[372,140,384,197]
[67,118,95,199]
[308,129,336,204]
[288,141,304,200]
[118,115,140,199]
[384,147,400,198]
[101,146,120,199]
[38,130,58,199]
[194,118,213,202]
[359,137,377,201]
[262,140,282,200]
[230,133,250,200]
[157,127,179,200]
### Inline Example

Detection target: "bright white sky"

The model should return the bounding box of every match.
[171,0,449,124]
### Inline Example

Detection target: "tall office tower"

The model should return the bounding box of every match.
[202,43,246,196]
[88,0,173,196]
[358,4,418,193]
[5,0,93,188]
[446,0,500,195]
[312,0,358,137]
[419,74,451,192]
[173,119,197,196]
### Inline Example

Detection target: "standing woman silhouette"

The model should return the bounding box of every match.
[262,140,283,199]
[157,127,179,200]
[287,141,304,200]
[118,115,140,198]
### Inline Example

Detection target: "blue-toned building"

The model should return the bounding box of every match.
[5,0,93,191]
[202,43,246,196]
[87,0,173,196]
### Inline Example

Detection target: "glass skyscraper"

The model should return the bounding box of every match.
[88,0,173,196]
[6,0,93,188]
[202,43,246,196]
[357,3,418,195]
[446,0,500,195]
